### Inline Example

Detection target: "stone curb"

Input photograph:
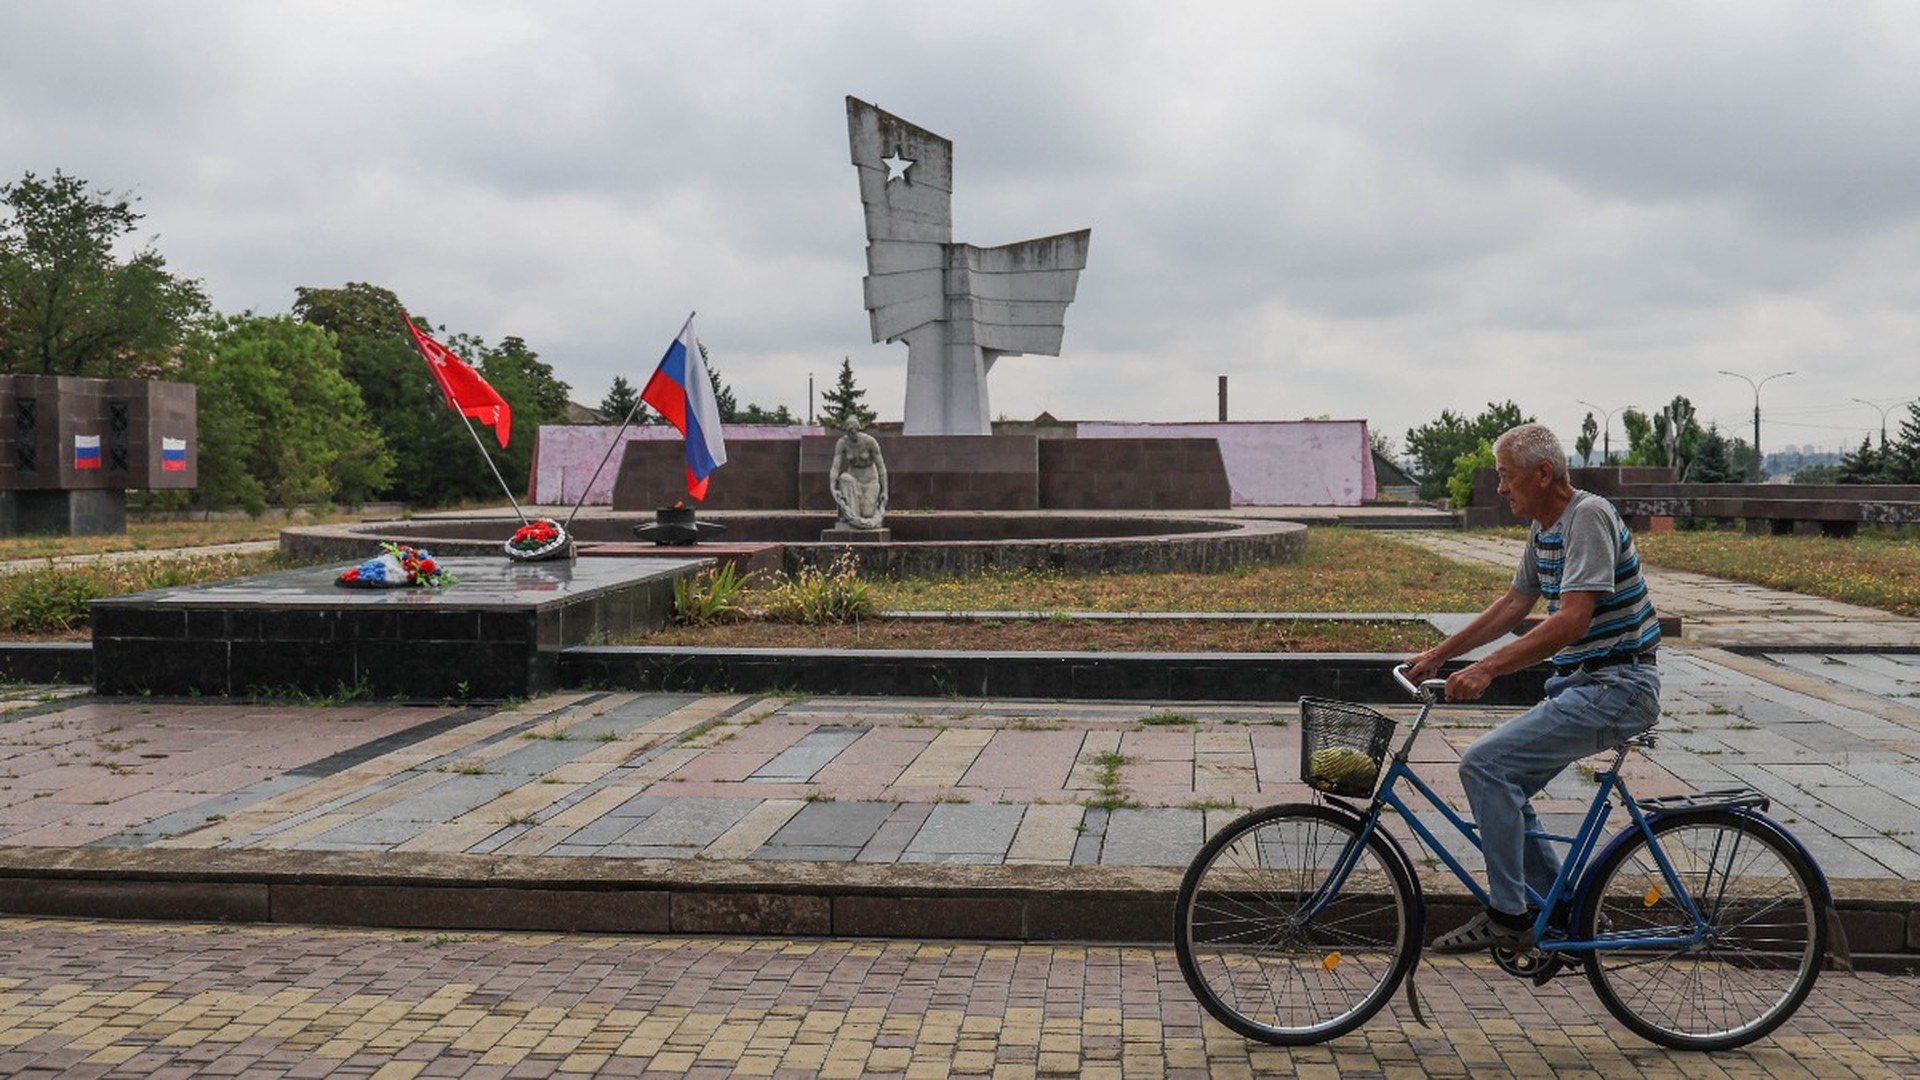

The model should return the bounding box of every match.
[0,846,1912,965]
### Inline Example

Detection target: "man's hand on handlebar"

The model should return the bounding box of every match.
[1403,650,1492,702]
[1442,664,1492,702]
[1403,649,1445,685]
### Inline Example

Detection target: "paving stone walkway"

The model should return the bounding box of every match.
[1401,531,1920,648]
[0,917,1912,1078]
[0,647,1915,885]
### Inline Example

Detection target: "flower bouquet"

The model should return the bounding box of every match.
[336,543,458,589]
[505,518,572,562]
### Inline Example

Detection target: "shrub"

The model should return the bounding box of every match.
[764,553,876,624]
[672,562,748,625]
[1446,440,1496,508]
[0,568,105,633]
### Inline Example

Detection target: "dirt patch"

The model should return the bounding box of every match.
[628,616,1438,653]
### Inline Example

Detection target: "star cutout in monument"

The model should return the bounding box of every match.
[882,151,913,183]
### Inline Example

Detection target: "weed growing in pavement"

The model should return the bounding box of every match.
[1141,712,1199,726]
[1084,751,1138,811]
[242,678,375,706]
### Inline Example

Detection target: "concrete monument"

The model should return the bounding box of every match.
[0,375,196,535]
[847,96,1091,435]
[828,417,889,531]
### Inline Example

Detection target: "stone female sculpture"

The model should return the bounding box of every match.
[829,418,889,529]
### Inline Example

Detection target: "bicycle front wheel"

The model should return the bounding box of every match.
[1580,810,1826,1051]
[1174,803,1421,1045]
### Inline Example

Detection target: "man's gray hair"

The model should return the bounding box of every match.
[1494,423,1568,481]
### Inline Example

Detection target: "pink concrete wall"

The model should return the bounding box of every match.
[532,419,1375,507]
[530,425,824,506]
[1075,421,1376,506]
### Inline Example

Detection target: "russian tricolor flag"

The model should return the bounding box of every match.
[161,437,188,472]
[639,315,728,500]
[74,434,101,470]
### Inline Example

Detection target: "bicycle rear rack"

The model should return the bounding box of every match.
[1636,787,1770,814]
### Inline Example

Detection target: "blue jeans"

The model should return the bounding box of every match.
[1457,663,1662,916]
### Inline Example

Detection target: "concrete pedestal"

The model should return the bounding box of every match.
[91,557,699,699]
[821,527,891,543]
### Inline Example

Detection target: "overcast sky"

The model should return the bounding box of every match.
[4,1,1917,459]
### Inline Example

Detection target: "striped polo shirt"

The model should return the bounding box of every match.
[1514,491,1661,666]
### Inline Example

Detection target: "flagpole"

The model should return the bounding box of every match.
[562,311,696,532]
[455,410,531,526]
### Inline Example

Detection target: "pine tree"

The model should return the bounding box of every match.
[698,343,739,422]
[1884,401,1920,483]
[1683,427,1741,483]
[600,375,639,424]
[1837,435,1889,484]
[819,356,877,426]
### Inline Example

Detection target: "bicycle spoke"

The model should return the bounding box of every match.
[1583,813,1823,1050]
[1176,806,1416,1044]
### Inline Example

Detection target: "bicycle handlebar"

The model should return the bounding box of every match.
[1392,663,1450,700]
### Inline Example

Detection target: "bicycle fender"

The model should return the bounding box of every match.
[1318,797,1432,1026]
[1318,797,1427,909]
[1571,805,1837,930]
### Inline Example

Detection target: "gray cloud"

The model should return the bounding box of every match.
[1,0,1916,454]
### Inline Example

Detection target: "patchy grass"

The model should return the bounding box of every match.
[866,529,1508,613]
[0,510,395,562]
[1633,529,1920,617]
[0,552,286,636]
[629,616,1437,653]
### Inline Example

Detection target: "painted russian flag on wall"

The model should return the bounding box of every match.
[74,434,101,470]
[639,315,728,500]
[161,437,188,472]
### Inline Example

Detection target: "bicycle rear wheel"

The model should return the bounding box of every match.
[1579,810,1826,1050]
[1174,803,1420,1044]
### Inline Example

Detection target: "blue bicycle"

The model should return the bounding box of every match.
[1174,665,1838,1050]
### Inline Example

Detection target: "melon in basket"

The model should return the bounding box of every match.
[1309,746,1379,788]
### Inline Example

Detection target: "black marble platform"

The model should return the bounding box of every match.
[91,557,701,700]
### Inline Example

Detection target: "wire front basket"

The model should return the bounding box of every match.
[1299,697,1397,797]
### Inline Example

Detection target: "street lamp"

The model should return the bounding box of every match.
[1852,397,1904,448]
[1718,369,1794,480]
[1576,400,1632,465]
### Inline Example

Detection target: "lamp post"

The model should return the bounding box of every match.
[1717,369,1793,480]
[1852,397,1902,448]
[1576,400,1632,465]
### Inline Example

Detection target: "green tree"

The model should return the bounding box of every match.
[699,343,738,421]
[600,375,640,423]
[0,170,208,376]
[1446,439,1496,508]
[735,402,796,424]
[178,315,394,514]
[1619,408,1655,464]
[1791,463,1842,485]
[465,333,572,499]
[1884,401,1920,483]
[1839,435,1893,485]
[1655,396,1703,479]
[1682,426,1742,483]
[1575,412,1598,466]
[1403,401,1529,501]
[819,356,876,426]
[295,282,556,505]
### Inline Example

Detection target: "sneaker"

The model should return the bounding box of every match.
[1431,910,1535,954]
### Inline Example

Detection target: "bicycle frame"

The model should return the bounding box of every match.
[1306,677,1715,957]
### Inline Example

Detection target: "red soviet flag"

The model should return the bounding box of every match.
[404,314,512,447]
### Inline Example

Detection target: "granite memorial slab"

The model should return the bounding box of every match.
[92,556,701,700]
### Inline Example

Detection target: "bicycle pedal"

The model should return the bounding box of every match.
[1529,956,1567,986]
